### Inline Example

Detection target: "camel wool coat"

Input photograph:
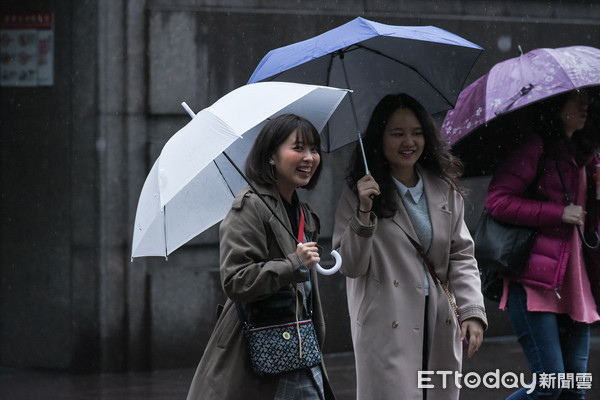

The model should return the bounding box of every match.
[333,168,487,400]
[186,183,335,400]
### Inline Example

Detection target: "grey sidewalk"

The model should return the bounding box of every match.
[2,336,599,399]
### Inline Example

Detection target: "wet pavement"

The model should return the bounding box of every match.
[1,336,599,399]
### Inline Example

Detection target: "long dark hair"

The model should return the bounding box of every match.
[346,93,464,218]
[533,89,600,167]
[569,90,600,166]
[245,114,322,190]
[535,92,571,142]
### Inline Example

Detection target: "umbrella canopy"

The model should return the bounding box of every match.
[131,82,349,258]
[442,45,600,177]
[248,17,483,162]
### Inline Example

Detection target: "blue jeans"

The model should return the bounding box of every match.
[506,282,590,399]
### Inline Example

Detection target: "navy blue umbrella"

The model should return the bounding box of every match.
[249,17,483,173]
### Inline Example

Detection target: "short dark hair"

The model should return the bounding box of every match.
[346,93,463,217]
[245,114,322,190]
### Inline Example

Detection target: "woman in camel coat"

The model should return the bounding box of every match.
[333,94,487,400]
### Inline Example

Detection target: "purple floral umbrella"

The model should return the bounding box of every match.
[442,45,600,177]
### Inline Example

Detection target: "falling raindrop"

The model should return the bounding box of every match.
[497,35,512,53]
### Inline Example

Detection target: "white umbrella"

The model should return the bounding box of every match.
[131,82,347,274]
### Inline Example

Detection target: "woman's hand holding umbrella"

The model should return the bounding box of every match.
[296,242,321,269]
[356,174,380,224]
[562,205,585,226]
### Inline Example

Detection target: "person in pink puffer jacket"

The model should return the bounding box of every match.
[486,89,600,399]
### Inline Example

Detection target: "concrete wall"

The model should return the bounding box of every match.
[1,0,599,372]
[1,0,80,370]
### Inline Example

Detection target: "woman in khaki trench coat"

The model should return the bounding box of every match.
[186,114,335,400]
[333,94,488,400]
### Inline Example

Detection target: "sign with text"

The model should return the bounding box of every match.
[0,12,54,87]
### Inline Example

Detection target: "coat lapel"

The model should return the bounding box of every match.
[391,169,452,266]
[269,211,297,252]
[391,188,420,244]
[251,184,297,253]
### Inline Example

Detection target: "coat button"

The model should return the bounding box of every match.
[394,280,399,287]
[283,332,291,340]
[392,321,399,328]
[446,318,452,326]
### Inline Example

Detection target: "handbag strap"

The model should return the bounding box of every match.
[404,233,440,285]
[554,157,572,204]
[299,202,314,314]
[234,300,249,326]
[404,231,460,321]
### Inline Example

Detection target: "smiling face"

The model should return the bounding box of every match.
[561,90,589,137]
[382,108,425,185]
[272,129,321,201]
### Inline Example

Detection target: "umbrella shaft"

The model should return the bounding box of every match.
[222,152,300,244]
[340,57,369,175]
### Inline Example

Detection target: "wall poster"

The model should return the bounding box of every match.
[0,12,54,87]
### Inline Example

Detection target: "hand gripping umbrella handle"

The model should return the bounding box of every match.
[555,158,600,250]
[297,245,342,275]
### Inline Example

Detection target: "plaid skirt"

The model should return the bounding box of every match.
[274,365,325,400]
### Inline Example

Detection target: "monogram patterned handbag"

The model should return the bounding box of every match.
[241,315,322,375]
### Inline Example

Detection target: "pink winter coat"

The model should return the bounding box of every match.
[486,133,600,293]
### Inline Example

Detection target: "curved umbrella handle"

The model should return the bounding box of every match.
[315,250,342,275]
[578,226,600,250]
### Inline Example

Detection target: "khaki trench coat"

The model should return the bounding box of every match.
[186,183,335,400]
[332,168,487,400]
